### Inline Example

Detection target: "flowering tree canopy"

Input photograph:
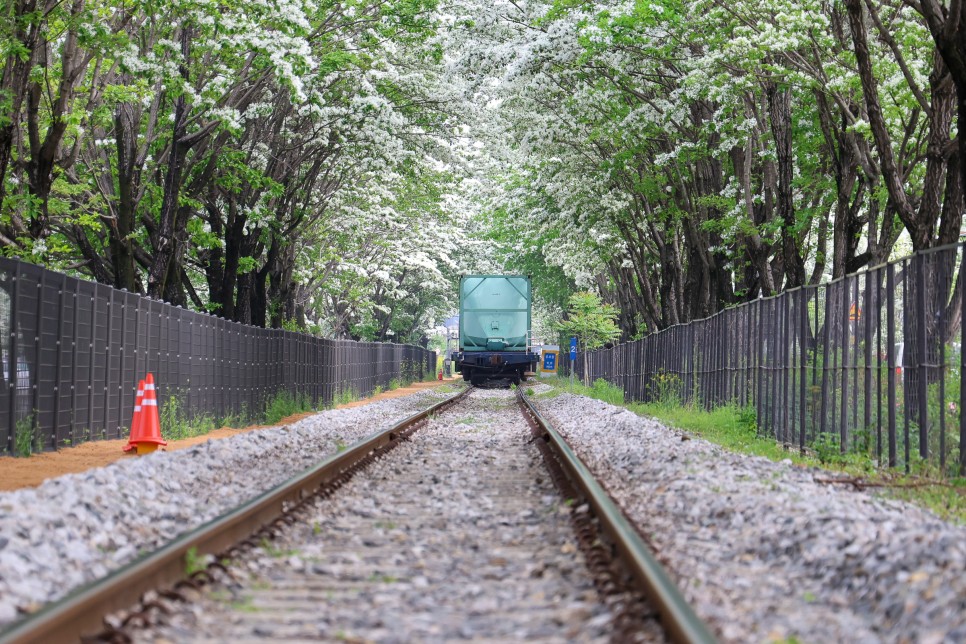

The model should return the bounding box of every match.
[2,0,963,342]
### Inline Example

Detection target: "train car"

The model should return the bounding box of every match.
[452,274,539,385]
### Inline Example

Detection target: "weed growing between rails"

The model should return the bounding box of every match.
[538,376,966,523]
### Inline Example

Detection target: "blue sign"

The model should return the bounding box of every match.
[543,352,556,371]
[570,337,577,360]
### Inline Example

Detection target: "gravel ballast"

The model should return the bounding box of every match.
[138,388,616,642]
[0,388,456,626]
[534,392,966,643]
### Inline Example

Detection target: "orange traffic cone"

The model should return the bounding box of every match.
[131,373,167,455]
[123,379,145,452]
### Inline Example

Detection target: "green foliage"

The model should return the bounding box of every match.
[0,0,460,341]
[160,393,216,441]
[812,433,843,466]
[646,372,683,410]
[14,414,40,457]
[265,391,314,424]
[281,318,305,333]
[218,404,251,429]
[557,291,621,351]
[589,378,624,405]
[333,388,358,407]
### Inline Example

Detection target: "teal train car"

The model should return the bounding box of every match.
[452,275,539,385]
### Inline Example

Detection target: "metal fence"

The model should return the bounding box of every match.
[0,258,436,453]
[567,242,966,474]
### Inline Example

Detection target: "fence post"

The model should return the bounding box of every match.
[69,280,79,447]
[887,263,897,467]
[863,271,873,443]
[103,288,114,439]
[840,277,850,453]
[799,289,808,451]
[961,243,966,474]
[782,293,791,443]
[32,272,43,443]
[819,286,831,443]
[53,274,66,448]
[7,262,20,452]
[915,255,928,460]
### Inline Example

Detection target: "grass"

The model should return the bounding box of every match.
[333,388,357,406]
[543,376,966,523]
[158,388,315,442]
[151,372,427,446]
[160,394,216,441]
[17,360,432,455]
[14,413,40,457]
[265,391,314,424]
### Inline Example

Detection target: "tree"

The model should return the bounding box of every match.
[449,0,962,343]
[558,292,621,351]
[557,291,621,385]
[1,0,466,338]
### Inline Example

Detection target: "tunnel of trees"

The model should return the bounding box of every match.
[0,0,963,345]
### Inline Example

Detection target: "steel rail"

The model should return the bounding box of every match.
[517,390,717,644]
[0,387,470,644]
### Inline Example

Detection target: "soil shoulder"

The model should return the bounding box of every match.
[0,380,456,492]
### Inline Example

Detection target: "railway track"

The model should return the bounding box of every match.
[0,386,714,643]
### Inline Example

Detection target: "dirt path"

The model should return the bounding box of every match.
[0,380,456,492]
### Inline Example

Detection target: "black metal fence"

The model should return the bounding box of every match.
[0,258,436,453]
[567,242,966,474]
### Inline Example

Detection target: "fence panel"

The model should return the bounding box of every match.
[564,243,966,475]
[0,259,436,453]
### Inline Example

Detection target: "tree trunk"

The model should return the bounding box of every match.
[147,28,192,300]
[110,103,139,292]
[913,0,966,218]
[0,0,44,235]
[767,82,806,288]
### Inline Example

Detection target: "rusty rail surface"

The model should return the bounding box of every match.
[516,389,717,644]
[0,387,470,644]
